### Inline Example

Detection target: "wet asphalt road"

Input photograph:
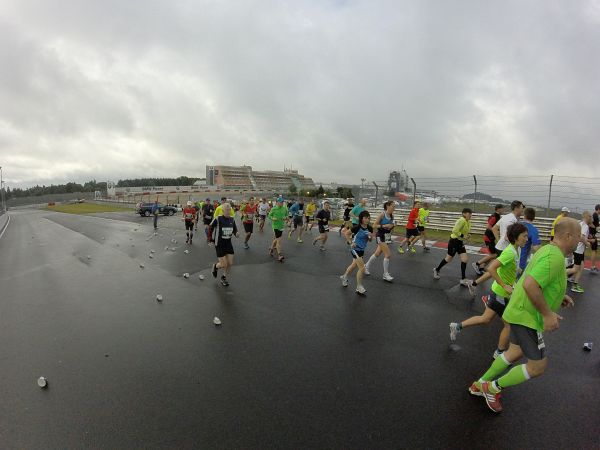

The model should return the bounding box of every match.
[0,209,598,449]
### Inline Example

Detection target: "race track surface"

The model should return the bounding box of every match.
[0,209,598,449]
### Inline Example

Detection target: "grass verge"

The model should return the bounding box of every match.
[46,203,133,214]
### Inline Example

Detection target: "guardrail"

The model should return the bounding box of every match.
[341,208,555,241]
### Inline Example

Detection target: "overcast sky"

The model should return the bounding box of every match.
[1,0,600,189]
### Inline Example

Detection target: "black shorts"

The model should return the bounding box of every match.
[573,252,584,266]
[343,215,350,222]
[274,229,283,239]
[417,226,425,232]
[485,240,499,255]
[406,228,420,238]
[305,216,313,222]
[591,237,598,251]
[215,242,234,258]
[351,249,364,259]
[486,292,509,316]
[509,323,546,360]
[243,222,254,233]
[447,238,466,256]
[293,216,303,228]
[259,214,267,221]
[376,233,392,245]
[203,218,212,225]
[319,225,330,234]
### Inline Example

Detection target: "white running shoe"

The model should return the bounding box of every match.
[492,349,503,359]
[383,273,394,282]
[356,285,367,295]
[460,279,475,297]
[340,275,348,287]
[449,322,461,341]
[433,268,441,279]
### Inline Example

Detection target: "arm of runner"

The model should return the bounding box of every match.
[492,223,500,242]
[561,295,574,308]
[486,259,513,294]
[522,275,561,331]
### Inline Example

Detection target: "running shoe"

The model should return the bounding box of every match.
[364,266,371,276]
[220,276,229,286]
[472,262,483,276]
[244,243,249,249]
[567,276,575,283]
[460,279,475,297]
[383,273,394,282]
[433,268,440,279]
[591,267,598,274]
[481,382,503,413]
[297,238,303,243]
[423,246,431,252]
[278,255,285,263]
[449,322,461,341]
[312,239,318,246]
[212,263,218,278]
[492,349,503,359]
[397,247,405,254]
[340,275,348,287]
[409,246,416,254]
[570,284,584,293]
[468,381,483,397]
[320,246,326,251]
[356,285,366,295]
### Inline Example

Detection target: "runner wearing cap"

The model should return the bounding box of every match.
[304,199,317,231]
[433,208,473,289]
[288,198,305,243]
[364,200,396,282]
[467,218,578,413]
[519,207,542,273]
[208,203,238,286]
[340,210,373,295]
[257,198,270,232]
[182,201,197,244]
[417,202,431,251]
[241,197,258,249]
[313,201,332,251]
[268,197,288,262]
[550,207,570,241]
[567,211,593,293]
[201,198,215,243]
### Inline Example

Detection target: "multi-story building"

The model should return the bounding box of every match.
[206,165,316,192]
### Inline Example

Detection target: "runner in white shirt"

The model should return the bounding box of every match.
[568,211,593,293]
[257,199,270,232]
[493,201,524,251]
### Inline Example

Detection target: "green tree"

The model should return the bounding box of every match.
[316,184,325,197]
[288,184,297,196]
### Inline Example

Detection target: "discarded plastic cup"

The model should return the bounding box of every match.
[37,377,48,388]
[149,254,154,259]
[150,249,155,253]
[184,250,190,254]
[583,342,593,351]
[139,263,145,268]
[165,246,169,251]
[213,317,222,325]
[87,255,91,260]
[156,294,163,302]
[183,273,190,279]
[199,274,205,280]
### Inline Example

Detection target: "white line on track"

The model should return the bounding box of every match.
[0,214,10,240]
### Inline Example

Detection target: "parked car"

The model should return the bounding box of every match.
[135,202,177,217]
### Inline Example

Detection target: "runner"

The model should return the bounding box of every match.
[152,200,160,230]
[567,211,593,293]
[201,198,215,243]
[590,204,599,273]
[550,207,570,241]
[213,196,228,219]
[519,207,542,273]
[268,197,288,262]
[313,201,332,251]
[288,198,305,243]
[433,208,473,287]
[241,197,258,249]
[467,218,578,413]
[194,199,203,232]
[350,198,367,228]
[340,210,373,295]
[493,201,524,254]
[397,200,421,254]
[257,198,270,232]
[304,199,317,231]
[449,223,528,359]
[208,203,238,287]
[417,202,431,251]
[340,201,354,236]
[182,201,197,244]
[473,204,505,275]
[364,201,396,282]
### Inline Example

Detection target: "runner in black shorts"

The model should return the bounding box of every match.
[208,203,238,286]
[313,201,332,251]
[433,208,473,287]
[201,198,215,242]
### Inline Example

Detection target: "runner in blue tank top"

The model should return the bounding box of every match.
[340,210,373,295]
[364,201,396,282]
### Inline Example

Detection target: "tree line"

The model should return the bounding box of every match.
[4,180,107,199]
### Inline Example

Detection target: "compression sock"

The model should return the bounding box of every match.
[383,257,390,274]
[366,254,377,269]
[495,364,530,390]
[436,259,448,272]
[480,353,511,382]
[461,262,467,279]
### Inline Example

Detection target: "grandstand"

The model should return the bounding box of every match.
[206,165,316,192]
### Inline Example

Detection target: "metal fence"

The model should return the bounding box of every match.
[355,175,600,216]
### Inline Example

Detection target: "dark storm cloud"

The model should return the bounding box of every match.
[1,0,599,188]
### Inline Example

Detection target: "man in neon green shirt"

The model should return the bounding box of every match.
[468,218,579,413]
[417,202,430,251]
[433,208,472,288]
[213,197,228,219]
[268,197,288,262]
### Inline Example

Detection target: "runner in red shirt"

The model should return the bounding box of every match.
[397,200,421,254]
[182,201,197,244]
[242,197,258,249]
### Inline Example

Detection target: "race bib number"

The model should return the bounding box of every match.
[246,213,254,220]
[537,332,545,350]
[385,233,393,244]
[222,227,234,239]
[322,225,329,231]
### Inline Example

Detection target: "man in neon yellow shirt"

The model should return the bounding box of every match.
[433,208,472,288]
[417,202,430,251]
[268,197,288,262]
[468,218,579,413]
[304,199,317,231]
[550,206,569,241]
[213,197,228,219]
